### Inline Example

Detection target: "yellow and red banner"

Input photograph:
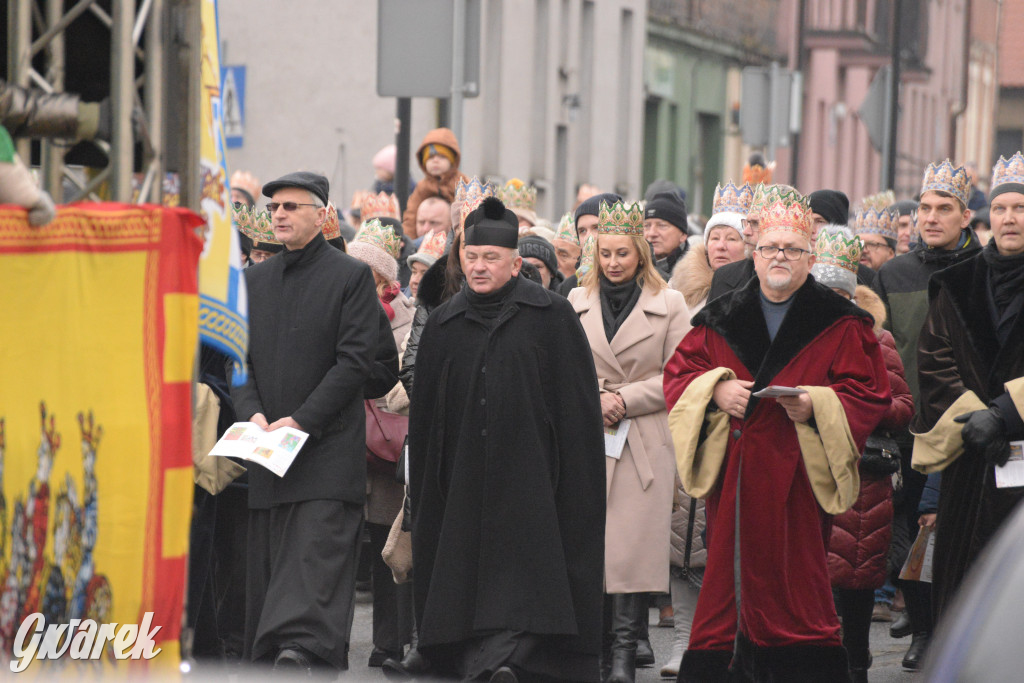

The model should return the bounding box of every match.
[0,203,202,673]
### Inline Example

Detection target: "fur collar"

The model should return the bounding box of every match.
[670,243,714,308]
[855,285,886,334]
[694,275,872,414]
[416,253,450,310]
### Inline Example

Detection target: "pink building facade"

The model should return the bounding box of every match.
[772,0,983,204]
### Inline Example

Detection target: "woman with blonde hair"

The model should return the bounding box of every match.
[568,201,689,683]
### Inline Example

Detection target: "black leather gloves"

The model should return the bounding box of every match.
[954,407,1011,467]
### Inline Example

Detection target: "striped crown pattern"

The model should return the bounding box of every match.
[991,152,1024,190]
[814,228,862,274]
[597,201,645,237]
[355,218,402,259]
[360,192,400,221]
[713,182,754,215]
[921,159,970,207]
[554,212,579,245]
[455,176,497,204]
[854,206,897,242]
[233,203,278,245]
[758,191,813,238]
[498,178,537,211]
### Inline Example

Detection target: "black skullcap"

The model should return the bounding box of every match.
[464,197,519,249]
[808,189,850,226]
[644,192,689,232]
[262,171,330,206]
[574,192,622,223]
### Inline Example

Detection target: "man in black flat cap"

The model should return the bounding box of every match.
[232,171,397,674]
[408,196,606,682]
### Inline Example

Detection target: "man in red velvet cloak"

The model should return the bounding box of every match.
[663,191,890,682]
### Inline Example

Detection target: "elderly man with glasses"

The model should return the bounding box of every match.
[664,189,890,682]
[231,171,397,675]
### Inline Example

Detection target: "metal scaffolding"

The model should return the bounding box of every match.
[5,0,198,206]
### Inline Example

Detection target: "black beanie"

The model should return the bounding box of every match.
[574,192,623,223]
[890,199,917,217]
[644,179,687,203]
[518,235,558,278]
[644,192,688,232]
[378,216,404,237]
[808,189,850,226]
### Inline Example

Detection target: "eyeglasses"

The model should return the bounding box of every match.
[861,241,892,252]
[754,245,810,261]
[266,202,318,213]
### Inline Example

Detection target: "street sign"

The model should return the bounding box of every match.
[221,65,245,148]
[859,66,891,154]
[377,0,454,97]
[740,65,797,152]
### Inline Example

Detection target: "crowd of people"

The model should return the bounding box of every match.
[183,125,1024,683]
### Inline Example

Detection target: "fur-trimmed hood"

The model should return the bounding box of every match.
[670,242,714,308]
[855,285,886,334]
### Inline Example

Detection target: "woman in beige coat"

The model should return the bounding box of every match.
[568,201,689,683]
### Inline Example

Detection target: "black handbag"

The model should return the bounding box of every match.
[860,433,901,476]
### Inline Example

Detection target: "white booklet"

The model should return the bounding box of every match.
[995,441,1024,489]
[752,386,808,398]
[208,422,310,477]
[605,419,632,460]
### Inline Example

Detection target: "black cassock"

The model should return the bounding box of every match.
[409,276,606,681]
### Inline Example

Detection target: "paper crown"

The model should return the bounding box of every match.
[854,206,897,242]
[416,229,448,261]
[991,152,1024,190]
[577,234,596,280]
[743,159,775,186]
[321,202,341,240]
[553,212,579,246]
[233,203,279,245]
[455,176,497,204]
[750,184,798,218]
[921,159,970,207]
[498,178,537,211]
[814,228,862,274]
[758,191,813,238]
[458,194,488,231]
[355,218,402,259]
[597,200,645,237]
[360,192,400,221]
[861,190,896,211]
[713,182,754,215]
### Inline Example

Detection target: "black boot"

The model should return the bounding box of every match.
[382,623,430,680]
[636,598,655,667]
[902,632,930,670]
[606,593,641,683]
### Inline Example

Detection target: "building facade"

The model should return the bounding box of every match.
[219,0,646,223]
[995,0,1024,165]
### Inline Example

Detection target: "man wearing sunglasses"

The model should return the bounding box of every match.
[232,171,397,675]
[664,190,889,681]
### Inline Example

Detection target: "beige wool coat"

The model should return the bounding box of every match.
[569,284,690,593]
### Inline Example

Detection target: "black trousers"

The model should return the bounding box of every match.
[367,520,413,652]
[245,500,363,671]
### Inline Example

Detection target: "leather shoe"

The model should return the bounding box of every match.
[890,611,912,638]
[902,632,930,670]
[369,646,402,668]
[274,647,313,673]
[382,648,431,680]
[489,665,519,682]
[636,637,655,667]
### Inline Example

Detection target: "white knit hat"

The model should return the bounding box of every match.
[703,211,745,243]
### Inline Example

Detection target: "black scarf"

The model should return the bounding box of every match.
[983,241,1024,343]
[464,276,518,326]
[599,275,642,342]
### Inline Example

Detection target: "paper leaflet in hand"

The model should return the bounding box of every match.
[209,422,309,477]
[752,386,808,399]
[605,419,631,460]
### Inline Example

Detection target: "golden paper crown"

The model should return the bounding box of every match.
[991,152,1024,190]
[854,206,897,242]
[233,203,279,245]
[758,191,813,238]
[458,195,487,231]
[861,190,896,211]
[743,159,775,185]
[455,176,497,204]
[321,202,341,240]
[814,229,862,274]
[713,182,754,215]
[597,200,645,237]
[230,170,261,202]
[417,230,448,260]
[498,178,537,211]
[577,234,597,280]
[355,218,402,259]
[553,212,578,245]
[360,192,400,221]
[921,159,970,207]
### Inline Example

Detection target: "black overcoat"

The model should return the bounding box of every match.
[408,276,606,663]
[916,253,1024,617]
[232,232,392,508]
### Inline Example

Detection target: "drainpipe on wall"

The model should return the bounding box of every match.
[949,0,973,158]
